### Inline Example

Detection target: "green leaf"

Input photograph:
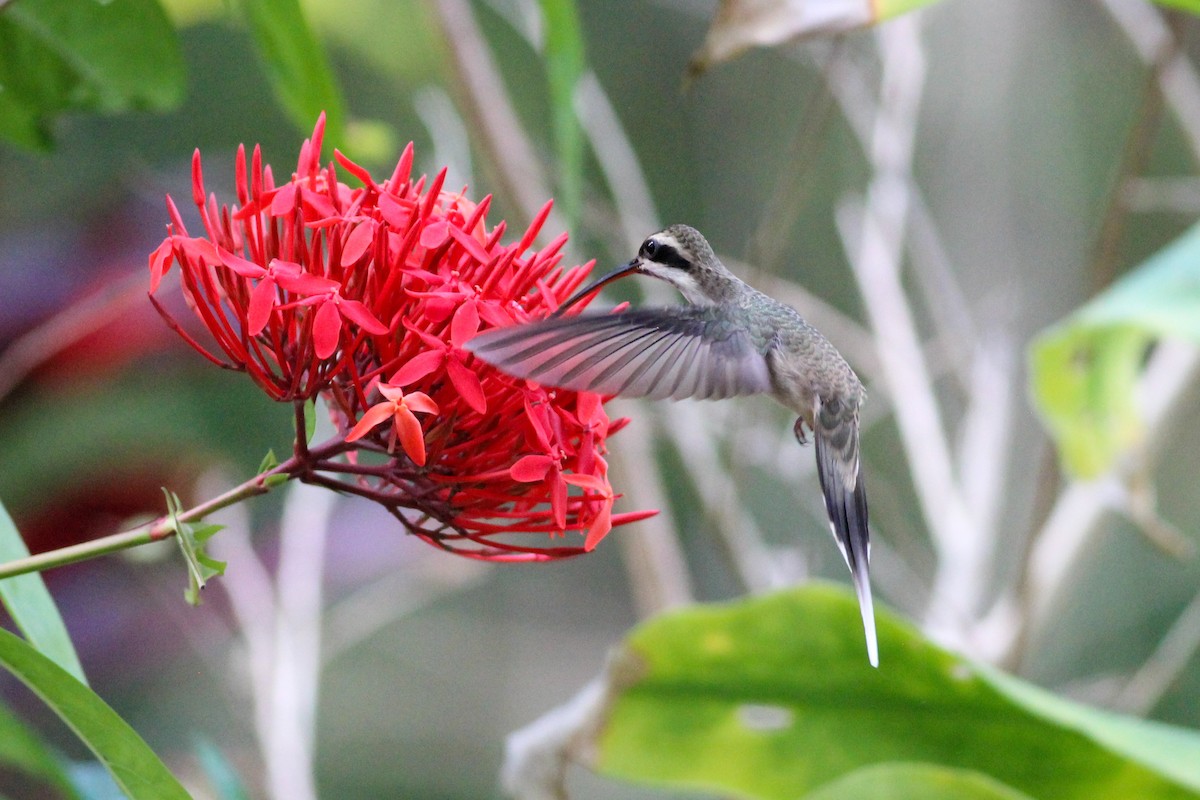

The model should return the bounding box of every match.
[0,627,191,799]
[163,490,227,606]
[257,449,279,475]
[1029,220,1200,478]
[0,701,78,798]
[0,0,184,150]
[236,0,346,145]
[596,584,1200,800]
[803,763,1036,800]
[539,0,586,226]
[1150,1,1200,14]
[0,498,87,685]
[304,399,318,445]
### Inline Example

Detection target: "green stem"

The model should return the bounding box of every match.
[0,436,346,580]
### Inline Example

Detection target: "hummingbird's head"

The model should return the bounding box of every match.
[552,224,738,316]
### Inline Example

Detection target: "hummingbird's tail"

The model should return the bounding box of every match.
[812,402,877,667]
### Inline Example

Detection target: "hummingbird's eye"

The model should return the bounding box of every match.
[642,239,659,258]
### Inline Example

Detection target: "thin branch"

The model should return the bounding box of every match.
[1089,12,1180,292]
[745,41,842,277]
[1114,585,1200,714]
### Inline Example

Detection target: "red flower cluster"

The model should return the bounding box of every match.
[149,114,652,560]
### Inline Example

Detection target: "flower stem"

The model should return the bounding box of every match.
[0,437,348,581]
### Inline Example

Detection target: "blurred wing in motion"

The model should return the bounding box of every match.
[465,308,773,401]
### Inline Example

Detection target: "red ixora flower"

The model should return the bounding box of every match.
[149,113,654,560]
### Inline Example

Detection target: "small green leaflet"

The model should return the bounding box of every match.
[304,399,317,444]
[161,490,226,606]
[257,449,288,488]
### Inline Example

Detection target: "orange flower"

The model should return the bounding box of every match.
[345,384,439,466]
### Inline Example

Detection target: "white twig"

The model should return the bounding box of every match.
[212,481,335,800]
[266,482,335,800]
[956,339,1017,556]
[834,17,987,649]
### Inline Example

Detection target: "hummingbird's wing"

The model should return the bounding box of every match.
[464,308,773,401]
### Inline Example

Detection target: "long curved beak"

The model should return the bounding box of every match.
[550,258,641,318]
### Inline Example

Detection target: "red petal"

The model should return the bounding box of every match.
[447,358,487,414]
[420,220,450,249]
[393,408,427,466]
[337,298,389,334]
[341,220,376,266]
[448,223,492,265]
[220,250,267,278]
[148,239,173,292]
[403,391,440,415]
[563,473,606,492]
[335,149,376,187]
[277,272,339,295]
[247,276,277,335]
[450,301,480,348]
[378,193,412,229]
[583,502,613,551]
[523,399,554,451]
[551,475,567,530]
[391,350,444,386]
[345,402,398,442]
[180,238,220,265]
[270,182,298,216]
[313,299,342,359]
[191,149,206,208]
[378,384,406,401]
[510,455,552,482]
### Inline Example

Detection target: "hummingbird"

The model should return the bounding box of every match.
[465,224,876,666]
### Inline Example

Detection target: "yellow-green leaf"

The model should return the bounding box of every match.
[597,585,1200,800]
[1029,221,1200,478]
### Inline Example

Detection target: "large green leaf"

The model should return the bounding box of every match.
[0,700,78,798]
[236,0,345,146]
[803,763,1036,800]
[596,585,1200,799]
[0,627,191,800]
[0,499,87,685]
[1029,221,1200,478]
[0,0,184,150]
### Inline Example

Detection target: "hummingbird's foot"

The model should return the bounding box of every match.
[792,418,810,446]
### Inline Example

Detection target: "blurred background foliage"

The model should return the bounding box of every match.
[2,0,1200,797]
